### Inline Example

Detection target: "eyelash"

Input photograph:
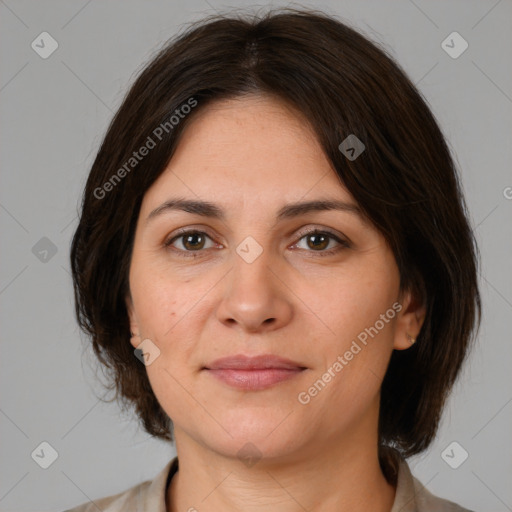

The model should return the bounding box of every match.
[163,228,350,258]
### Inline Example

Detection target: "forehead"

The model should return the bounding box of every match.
[140,94,354,212]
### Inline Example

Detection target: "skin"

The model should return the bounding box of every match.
[126,94,426,512]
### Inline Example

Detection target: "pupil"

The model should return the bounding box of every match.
[309,234,327,250]
[185,233,204,250]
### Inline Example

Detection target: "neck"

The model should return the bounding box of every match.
[166,426,396,512]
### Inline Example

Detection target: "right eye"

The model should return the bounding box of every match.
[164,229,221,256]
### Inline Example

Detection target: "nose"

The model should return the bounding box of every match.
[215,246,294,334]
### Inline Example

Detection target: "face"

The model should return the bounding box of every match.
[127,94,421,462]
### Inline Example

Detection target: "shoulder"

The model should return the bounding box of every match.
[62,479,151,512]
[410,471,475,511]
[384,448,475,512]
[62,457,177,512]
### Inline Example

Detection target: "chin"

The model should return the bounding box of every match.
[201,410,305,461]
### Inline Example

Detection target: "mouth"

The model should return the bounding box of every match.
[202,354,307,391]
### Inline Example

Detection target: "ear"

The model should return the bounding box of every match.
[126,293,140,349]
[393,287,426,350]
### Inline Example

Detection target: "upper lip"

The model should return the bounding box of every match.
[204,354,306,371]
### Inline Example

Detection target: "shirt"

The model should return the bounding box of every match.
[63,449,475,512]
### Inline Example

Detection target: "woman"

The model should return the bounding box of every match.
[67,8,480,512]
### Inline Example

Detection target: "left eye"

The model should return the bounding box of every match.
[293,230,348,255]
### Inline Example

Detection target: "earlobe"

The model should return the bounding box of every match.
[393,288,426,351]
[129,331,141,349]
[405,332,417,345]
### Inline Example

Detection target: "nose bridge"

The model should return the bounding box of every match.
[230,233,279,300]
[215,233,293,332]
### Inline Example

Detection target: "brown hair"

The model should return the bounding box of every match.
[70,7,481,463]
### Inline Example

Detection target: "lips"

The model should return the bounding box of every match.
[203,354,307,391]
[204,354,306,371]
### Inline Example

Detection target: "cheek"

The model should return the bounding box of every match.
[135,285,177,338]
[129,263,207,372]
[304,261,398,398]
[129,254,192,336]
[308,264,399,343]
[304,312,395,431]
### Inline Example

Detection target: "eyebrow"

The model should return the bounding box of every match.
[146,197,362,224]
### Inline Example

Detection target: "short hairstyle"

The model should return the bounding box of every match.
[70,7,481,463]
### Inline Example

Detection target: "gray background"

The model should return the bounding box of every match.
[1,0,511,511]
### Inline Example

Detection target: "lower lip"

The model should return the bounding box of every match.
[205,368,305,390]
